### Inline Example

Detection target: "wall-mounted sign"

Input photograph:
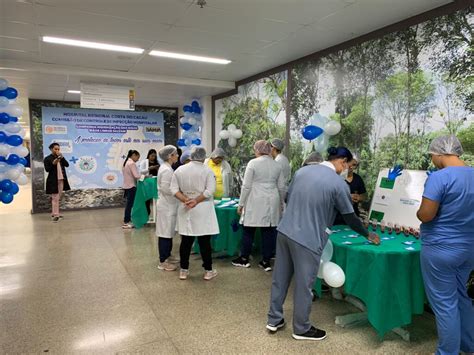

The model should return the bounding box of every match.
[80,83,135,110]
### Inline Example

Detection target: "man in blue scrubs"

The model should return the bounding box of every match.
[417,135,474,355]
[266,147,380,341]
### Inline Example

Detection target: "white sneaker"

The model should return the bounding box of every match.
[203,269,218,281]
[166,256,180,264]
[157,262,178,271]
[179,269,189,280]
[121,223,134,229]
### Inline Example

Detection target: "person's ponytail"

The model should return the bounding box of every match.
[123,150,139,167]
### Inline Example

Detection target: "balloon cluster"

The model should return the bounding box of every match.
[0,77,29,204]
[218,124,242,148]
[317,240,346,288]
[301,113,342,153]
[177,100,202,149]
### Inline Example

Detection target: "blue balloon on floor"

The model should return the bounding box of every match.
[0,87,18,100]
[302,125,324,141]
[0,191,14,204]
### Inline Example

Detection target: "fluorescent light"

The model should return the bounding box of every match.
[42,36,144,54]
[149,50,231,64]
[67,90,81,94]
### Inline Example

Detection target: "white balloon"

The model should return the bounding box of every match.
[5,122,21,133]
[17,173,28,185]
[227,124,237,132]
[228,136,237,147]
[231,129,242,139]
[4,104,23,117]
[188,117,196,125]
[14,164,24,172]
[0,173,4,180]
[322,262,345,288]
[321,240,333,262]
[17,128,26,138]
[0,96,9,107]
[0,144,9,157]
[12,145,28,157]
[219,130,230,140]
[324,120,341,136]
[317,260,325,279]
[6,168,21,180]
[180,116,188,124]
[0,161,8,172]
[0,78,9,91]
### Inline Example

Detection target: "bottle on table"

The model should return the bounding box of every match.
[370,219,378,231]
[386,222,393,234]
[394,223,402,234]
[380,220,386,233]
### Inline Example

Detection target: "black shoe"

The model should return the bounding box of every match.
[266,318,285,332]
[292,326,327,341]
[258,260,272,272]
[232,256,250,268]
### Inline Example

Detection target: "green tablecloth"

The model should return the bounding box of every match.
[328,225,425,337]
[131,177,158,229]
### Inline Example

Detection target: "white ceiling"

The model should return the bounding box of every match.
[1,0,452,112]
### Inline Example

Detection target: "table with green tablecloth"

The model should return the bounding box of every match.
[131,177,158,229]
[324,225,425,338]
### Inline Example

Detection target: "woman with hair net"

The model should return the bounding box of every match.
[416,135,474,355]
[271,138,291,184]
[232,140,286,272]
[171,146,219,281]
[180,150,191,165]
[205,147,233,198]
[155,145,179,272]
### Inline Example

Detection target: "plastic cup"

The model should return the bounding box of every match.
[387,222,393,235]
[380,220,386,233]
[394,224,401,234]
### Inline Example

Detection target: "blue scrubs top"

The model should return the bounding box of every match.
[420,166,474,247]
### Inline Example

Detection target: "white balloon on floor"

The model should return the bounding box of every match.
[322,261,345,288]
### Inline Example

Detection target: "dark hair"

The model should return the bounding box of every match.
[327,146,353,162]
[177,148,182,157]
[147,149,157,161]
[123,150,140,167]
[49,142,59,150]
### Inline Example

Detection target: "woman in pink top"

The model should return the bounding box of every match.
[122,150,140,229]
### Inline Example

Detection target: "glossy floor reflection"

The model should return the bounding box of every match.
[0,208,438,354]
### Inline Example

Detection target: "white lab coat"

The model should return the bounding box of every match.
[275,153,291,184]
[138,159,159,175]
[170,161,220,236]
[155,162,178,238]
[239,155,286,227]
[204,158,233,198]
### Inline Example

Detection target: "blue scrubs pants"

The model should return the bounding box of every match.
[420,243,474,355]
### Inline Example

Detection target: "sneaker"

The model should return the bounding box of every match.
[167,256,180,264]
[121,223,134,229]
[58,215,64,220]
[179,269,189,280]
[232,256,250,268]
[292,326,327,341]
[258,260,272,272]
[157,262,178,271]
[52,216,60,223]
[266,318,285,332]
[203,269,218,281]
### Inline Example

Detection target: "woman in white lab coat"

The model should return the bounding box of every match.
[204,148,233,198]
[155,145,179,272]
[170,147,220,281]
[232,140,286,272]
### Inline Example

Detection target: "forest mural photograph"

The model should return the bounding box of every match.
[215,8,472,215]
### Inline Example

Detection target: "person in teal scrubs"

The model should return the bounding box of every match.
[417,135,474,355]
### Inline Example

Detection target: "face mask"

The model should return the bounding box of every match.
[340,168,349,179]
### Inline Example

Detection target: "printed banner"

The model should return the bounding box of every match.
[42,107,164,189]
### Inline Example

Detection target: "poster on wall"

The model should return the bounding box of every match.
[42,107,164,189]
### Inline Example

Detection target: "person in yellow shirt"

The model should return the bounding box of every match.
[205,148,233,199]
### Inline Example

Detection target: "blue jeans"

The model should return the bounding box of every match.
[421,243,474,355]
[240,226,276,262]
[123,187,136,223]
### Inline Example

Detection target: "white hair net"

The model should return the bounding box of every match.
[428,135,463,156]
[190,146,207,161]
[271,138,285,151]
[158,145,177,161]
[210,148,226,159]
[303,152,323,166]
[180,150,191,164]
[253,140,272,155]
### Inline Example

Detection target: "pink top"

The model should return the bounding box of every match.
[57,159,64,180]
[122,159,140,189]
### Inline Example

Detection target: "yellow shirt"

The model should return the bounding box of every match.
[208,160,224,199]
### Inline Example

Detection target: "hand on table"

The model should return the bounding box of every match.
[237,206,243,215]
[368,232,380,245]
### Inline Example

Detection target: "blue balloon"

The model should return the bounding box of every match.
[0,191,14,204]
[0,179,13,191]
[10,116,18,122]
[19,157,27,166]
[0,157,5,162]
[184,138,192,146]
[302,125,324,141]
[192,138,201,145]
[6,135,22,146]
[9,182,19,195]
[6,154,20,165]
[180,123,192,131]
[191,100,200,108]
[0,87,18,100]
[0,113,10,124]
[177,138,186,147]
[0,131,6,143]
[192,106,201,114]
[183,105,192,112]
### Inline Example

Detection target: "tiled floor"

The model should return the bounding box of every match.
[0,207,439,354]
